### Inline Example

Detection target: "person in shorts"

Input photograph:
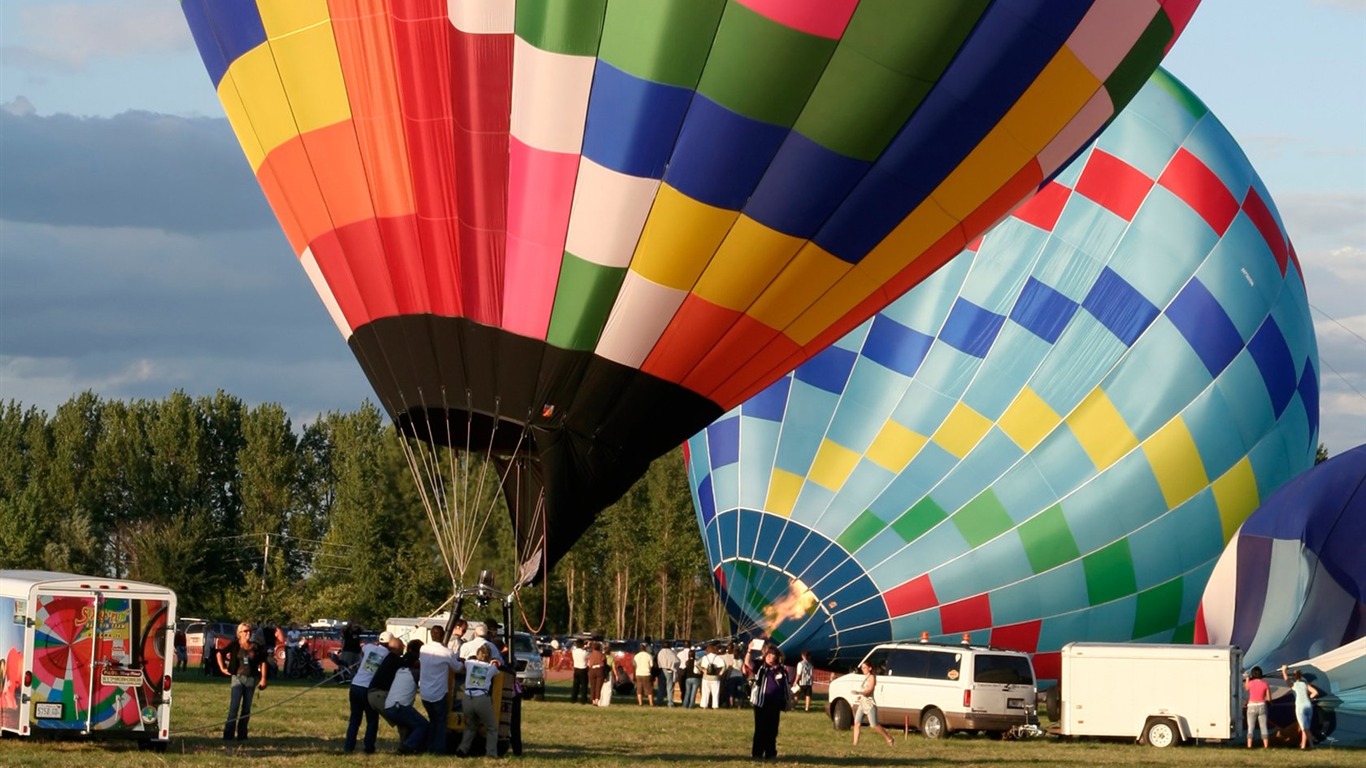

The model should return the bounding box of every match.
[852,659,894,746]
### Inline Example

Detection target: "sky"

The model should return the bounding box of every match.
[1,0,1363,457]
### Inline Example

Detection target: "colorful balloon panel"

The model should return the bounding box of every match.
[182,0,1198,568]
[1197,443,1366,669]
[686,69,1318,674]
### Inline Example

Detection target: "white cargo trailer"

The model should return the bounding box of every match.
[0,570,176,749]
[1048,642,1242,747]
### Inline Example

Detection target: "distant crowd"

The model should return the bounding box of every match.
[563,637,817,713]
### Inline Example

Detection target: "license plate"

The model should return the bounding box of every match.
[34,702,63,719]
[1008,698,1025,709]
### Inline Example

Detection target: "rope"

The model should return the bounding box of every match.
[173,667,352,735]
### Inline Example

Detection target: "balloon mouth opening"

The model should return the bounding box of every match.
[395,407,536,455]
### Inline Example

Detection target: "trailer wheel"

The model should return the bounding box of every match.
[831,699,853,731]
[1043,685,1060,722]
[1143,717,1178,748]
[920,707,949,739]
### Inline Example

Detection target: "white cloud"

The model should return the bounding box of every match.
[2,96,35,116]
[10,1,192,72]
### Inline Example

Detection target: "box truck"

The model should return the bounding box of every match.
[1045,642,1242,747]
[0,570,176,749]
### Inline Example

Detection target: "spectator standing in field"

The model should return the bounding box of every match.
[570,638,590,704]
[339,623,362,672]
[750,645,795,760]
[719,642,738,708]
[217,622,268,741]
[681,644,700,709]
[586,642,608,706]
[344,631,391,754]
[700,644,725,709]
[656,642,679,707]
[383,640,428,754]
[633,643,655,706]
[174,626,188,672]
[795,650,815,712]
[419,625,463,754]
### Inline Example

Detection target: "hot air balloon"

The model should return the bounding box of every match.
[1197,444,1366,664]
[181,0,1199,585]
[686,68,1318,674]
[1196,444,1365,744]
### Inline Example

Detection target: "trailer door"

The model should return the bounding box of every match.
[29,591,99,732]
[87,594,170,734]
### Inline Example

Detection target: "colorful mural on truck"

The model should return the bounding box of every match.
[182,0,1199,578]
[0,592,170,735]
[686,69,1319,675]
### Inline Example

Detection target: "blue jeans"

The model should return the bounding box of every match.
[344,684,379,753]
[384,703,428,752]
[659,669,677,706]
[421,696,450,754]
[684,677,700,709]
[223,678,256,740]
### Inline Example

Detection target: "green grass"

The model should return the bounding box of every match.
[0,676,1356,767]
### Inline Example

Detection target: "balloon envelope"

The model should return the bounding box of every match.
[686,69,1318,674]
[183,0,1199,570]
[1197,444,1366,667]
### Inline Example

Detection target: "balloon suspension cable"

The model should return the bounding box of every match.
[514,482,550,635]
[397,426,457,584]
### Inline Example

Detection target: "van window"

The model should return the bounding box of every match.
[924,651,962,680]
[861,648,891,675]
[886,649,925,677]
[885,649,961,679]
[973,653,1033,685]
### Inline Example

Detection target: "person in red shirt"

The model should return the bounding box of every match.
[1245,666,1271,748]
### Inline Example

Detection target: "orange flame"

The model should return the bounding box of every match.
[761,578,817,635]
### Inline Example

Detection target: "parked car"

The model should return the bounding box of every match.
[826,641,1036,739]
[184,620,238,676]
[510,632,546,701]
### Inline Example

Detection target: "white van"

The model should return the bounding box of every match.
[826,641,1036,738]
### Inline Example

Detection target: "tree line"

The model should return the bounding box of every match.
[0,391,726,641]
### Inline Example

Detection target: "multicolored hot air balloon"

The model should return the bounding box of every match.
[182,0,1199,581]
[1195,444,1365,745]
[1197,444,1365,665]
[686,69,1318,675]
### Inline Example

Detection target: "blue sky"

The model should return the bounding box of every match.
[1,0,1363,455]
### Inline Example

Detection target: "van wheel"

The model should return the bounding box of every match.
[1144,718,1178,748]
[921,707,948,739]
[831,699,853,731]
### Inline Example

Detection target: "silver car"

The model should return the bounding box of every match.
[511,631,545,700]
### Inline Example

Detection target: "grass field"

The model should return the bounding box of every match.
[0,675,1355,767]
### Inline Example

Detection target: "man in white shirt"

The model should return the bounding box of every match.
[570,639,590,704]
[458,622,506,666]
[418,625,463,754]
[633,643,655,706]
